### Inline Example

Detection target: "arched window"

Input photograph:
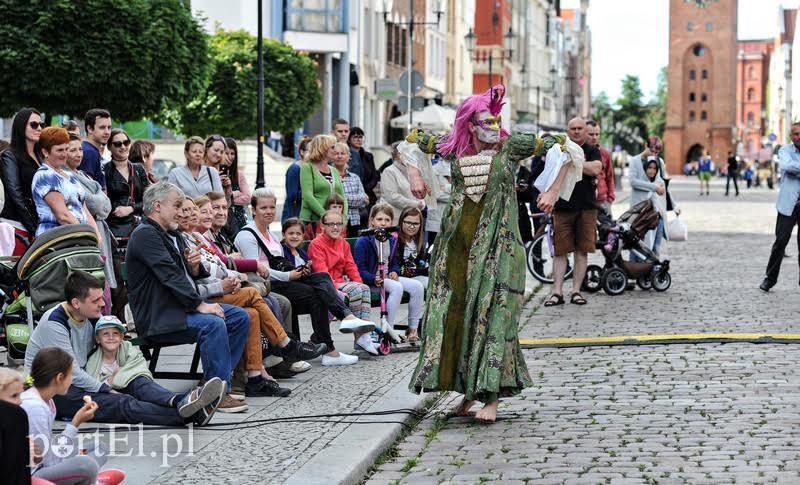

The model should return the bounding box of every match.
[689,92,696,102]
[689,111,696,122]
[747,111,755,123]
[702,69,708,79]
[747,87,755,101]
[689,69,696,80]
[701,111,708,121]
[701,93,708,102]
[693,44,706,57]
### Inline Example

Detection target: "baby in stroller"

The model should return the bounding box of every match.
[588,199,672,295]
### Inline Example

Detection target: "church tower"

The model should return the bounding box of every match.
[664,0,737,173]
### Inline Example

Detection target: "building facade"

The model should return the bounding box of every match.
[736,40,772,160]
[770,7,797,145]
[664,0,737,174]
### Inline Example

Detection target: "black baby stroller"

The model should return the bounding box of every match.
[583,199,672,295]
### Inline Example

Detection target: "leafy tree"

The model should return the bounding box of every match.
[590,91,615,146]
[172,29,322,139]
[645,66,668,139]
[0,0,208,121]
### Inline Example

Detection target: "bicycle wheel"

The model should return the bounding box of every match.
[526,234,573,283]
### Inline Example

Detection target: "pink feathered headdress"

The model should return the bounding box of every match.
[437,84,510,158]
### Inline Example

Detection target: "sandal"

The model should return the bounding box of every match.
[543,294,564,306]
[570,292,587,305]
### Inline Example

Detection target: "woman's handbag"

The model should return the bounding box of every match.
[667,216,688,242]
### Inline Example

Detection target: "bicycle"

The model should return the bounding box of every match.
[526,212,574,284]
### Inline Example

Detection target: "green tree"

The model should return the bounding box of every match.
[172,29,322,139]
[645,66,668,139]
[615,75,648,152]
[0,0,208,121]
[590,91,615,146]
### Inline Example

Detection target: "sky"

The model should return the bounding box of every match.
[566,0,800,103]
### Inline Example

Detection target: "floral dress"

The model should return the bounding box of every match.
[408,131,543,403]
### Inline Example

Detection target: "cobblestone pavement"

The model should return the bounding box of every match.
[365,177,800,484]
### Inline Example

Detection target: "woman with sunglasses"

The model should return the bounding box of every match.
[31,127,101,240]
[0,108,43,253]
[103,129,150,239]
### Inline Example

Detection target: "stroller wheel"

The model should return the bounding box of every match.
[636,275,653,291]
[379,339,392,355]
[601,267,628,296]
[651,270,672,292]
[582,264,603,293]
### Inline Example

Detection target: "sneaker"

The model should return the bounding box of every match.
[263,355,284,368]
[229,390,246,401]
[355,333,380,355]
[289,361,312,373]
[177,377,225,418]
[217,394,249,413]
[339,317,375,334]
[192,381,225,426]
[279,340,328,361]
[266,360,297,379]
[246,377,291,397]
[321,352,359,366]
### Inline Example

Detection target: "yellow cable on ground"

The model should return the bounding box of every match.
[519,333,800,348]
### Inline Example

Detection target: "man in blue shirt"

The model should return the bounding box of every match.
[761,122,800,291]
[81,108,111,188]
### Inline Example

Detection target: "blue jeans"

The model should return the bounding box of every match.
[653,217,665,255]
[186,304,249,389]
[123,375,181,407]
[55,384,186,426]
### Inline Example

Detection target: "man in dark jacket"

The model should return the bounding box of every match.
[126,181,250,412]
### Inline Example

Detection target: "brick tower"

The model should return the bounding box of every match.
[664,0,737,174]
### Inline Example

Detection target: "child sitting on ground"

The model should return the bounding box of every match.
[86,315,224,426]
[21,346,125,485]
[354,204,425,343]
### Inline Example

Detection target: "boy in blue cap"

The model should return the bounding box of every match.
[86,315,223,426]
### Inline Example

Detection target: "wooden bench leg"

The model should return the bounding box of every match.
[189,344,202,380]
[148,347,160,375]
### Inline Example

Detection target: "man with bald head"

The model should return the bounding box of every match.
[544,116,603,307]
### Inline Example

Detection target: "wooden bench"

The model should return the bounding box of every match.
[129,335,203,381]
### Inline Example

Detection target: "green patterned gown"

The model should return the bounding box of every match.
[409,132,538,403]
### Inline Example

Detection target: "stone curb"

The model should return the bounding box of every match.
[284,373,428,485]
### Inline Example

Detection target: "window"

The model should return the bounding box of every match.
[688,21,694,32]
[692,44,705,57]
[747,111,755,123]
[701,111,707,121]
[689,69,696,80]
[747,87,755,102]
[689,111,696,122]
[286,0,343,33]
[689,92,696,102]
[701,93,708,102]
[748,66,756,80]
[702,69,708,79]
[705,22,712,32]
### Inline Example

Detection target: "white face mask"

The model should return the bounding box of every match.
[474,111,501,144]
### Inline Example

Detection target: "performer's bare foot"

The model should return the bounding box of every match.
[454,399,477,416]
[474,401,499,423]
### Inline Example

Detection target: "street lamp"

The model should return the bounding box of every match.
[465,26,515,89]
[380,0,444,131]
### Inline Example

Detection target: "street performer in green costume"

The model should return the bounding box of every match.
[404,84,578,422]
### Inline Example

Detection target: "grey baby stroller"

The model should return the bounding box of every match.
[583,199,672,295]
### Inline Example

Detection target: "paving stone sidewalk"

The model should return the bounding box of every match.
[365,177,800,484]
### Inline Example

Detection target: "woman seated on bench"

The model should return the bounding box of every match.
[178,197,326,398]
[308,209,381,355]
[235,188,375,366]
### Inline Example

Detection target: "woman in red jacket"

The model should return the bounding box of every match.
[308,210,379,355]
